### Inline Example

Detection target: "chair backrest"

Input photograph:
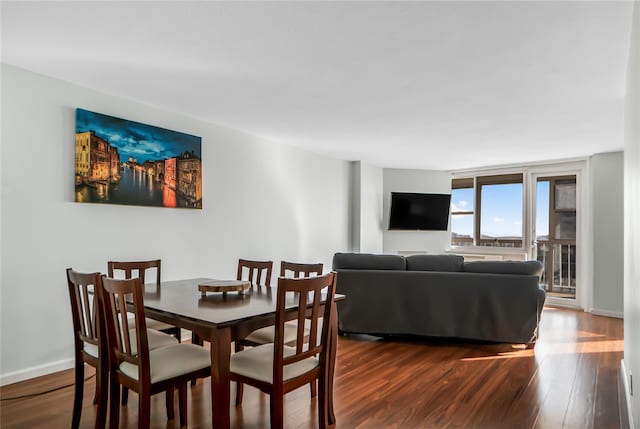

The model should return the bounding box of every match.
[280,261,323,278]
[237,259,273,287]
[107,260,161,286]
[100,276,150,383]
[272,272,336,382]
[66,268,104,358]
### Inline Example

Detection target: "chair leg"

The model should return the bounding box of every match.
[318,375,328,429]
[191,332,202,346]
[190,333,202,386]
[235,342,245,406]
[121,386,129,405]
[270,395,284,429]
[108,374,120,429]
[310,381,317,398]
[95,359,109,429]
[179,383,188,428]
[92,376,99,405]
[172,327,182,343]
[166,386,175,420]
[139,390,151,429]
[71,359,84,429]
[235,381,244,407]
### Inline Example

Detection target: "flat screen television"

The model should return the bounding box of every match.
[389,192,451,231]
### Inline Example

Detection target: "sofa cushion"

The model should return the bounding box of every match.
[332,253,406,270]
[405,254,464,272]
[463,260,543,276]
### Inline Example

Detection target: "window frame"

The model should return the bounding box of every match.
[450,178,475,246]
[451,173,525,248]
[475,173,524,248]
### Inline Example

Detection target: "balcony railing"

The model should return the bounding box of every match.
[451,237,577,299]
[536,241,576,299]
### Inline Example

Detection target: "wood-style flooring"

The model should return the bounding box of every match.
[0,307,627,429]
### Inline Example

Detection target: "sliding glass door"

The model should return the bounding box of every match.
[533,175,577,301]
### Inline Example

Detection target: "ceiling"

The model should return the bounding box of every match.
[1,1,634,170]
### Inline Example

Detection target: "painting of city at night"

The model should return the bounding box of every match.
[74,109,202,209]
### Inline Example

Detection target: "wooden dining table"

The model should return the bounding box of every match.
[139,278,340,429]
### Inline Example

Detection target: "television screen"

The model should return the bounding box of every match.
[389,192,451,231]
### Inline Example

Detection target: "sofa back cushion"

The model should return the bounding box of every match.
[332,253,406,270]
[405,254,464,272]
[463,260,543,276]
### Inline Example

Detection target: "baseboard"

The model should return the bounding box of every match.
[1,330,190,387]
[0,358,75,387]
[591,308,624,319]
[622,359,636,429]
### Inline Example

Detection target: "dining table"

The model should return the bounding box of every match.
[139,278,341,429]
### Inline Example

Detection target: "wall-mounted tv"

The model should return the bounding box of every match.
[389,192,451,231]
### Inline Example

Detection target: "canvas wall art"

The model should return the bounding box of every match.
[75,108,202,209]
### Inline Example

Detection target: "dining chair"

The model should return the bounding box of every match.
[107,260,181,340]
[108,260,184,404]
[99,275,211,429]
[66,269,108,429]
[193,258,274,345]
[235,260,323,404]
[280,261,323,279]
[67,268,180,426]
[241,260,323,347]
[238,258,273,287]
[230,272,337,429]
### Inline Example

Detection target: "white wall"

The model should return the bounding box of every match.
[624,2,640,426]
[0,64,350,384]
[382,168,451,254]
[591,152,624,317]
[350,161,383,254]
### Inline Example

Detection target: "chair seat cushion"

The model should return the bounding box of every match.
[120,343,210,384]
[83,342,100,358]
[135,328,178,354]
[127,313,177,333]
[83,328,177,358]
[231,343,319,384]
[244,321,304,344]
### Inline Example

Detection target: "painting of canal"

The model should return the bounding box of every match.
[75,109,202,209]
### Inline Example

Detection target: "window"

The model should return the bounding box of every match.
[451,174,523,248]
[451,178,474,246]
[477,174,523,247]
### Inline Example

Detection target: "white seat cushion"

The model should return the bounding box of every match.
[134,328,178,354]
[231,343,319,384]
[120,343,210,384]
[83,342,99,358]
[83,328,177,358]
[244,321,304,344]
[127,313,176,333]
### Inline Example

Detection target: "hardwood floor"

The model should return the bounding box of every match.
[0,307,627,429]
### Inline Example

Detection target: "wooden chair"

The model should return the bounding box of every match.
[193,258,273,343]
[67,267,180,426]
[238,258,273,287]
[230,272,337,429]
[99,276,211,429]
[281,261,324,397]
[66,269,108,429]
[107,260,181,341]
[242,261,323,347]
[280,261,323,279]
[235,260,323,404]
[108,260,184,403]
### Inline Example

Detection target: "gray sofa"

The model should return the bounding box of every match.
[332,253,545,345]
